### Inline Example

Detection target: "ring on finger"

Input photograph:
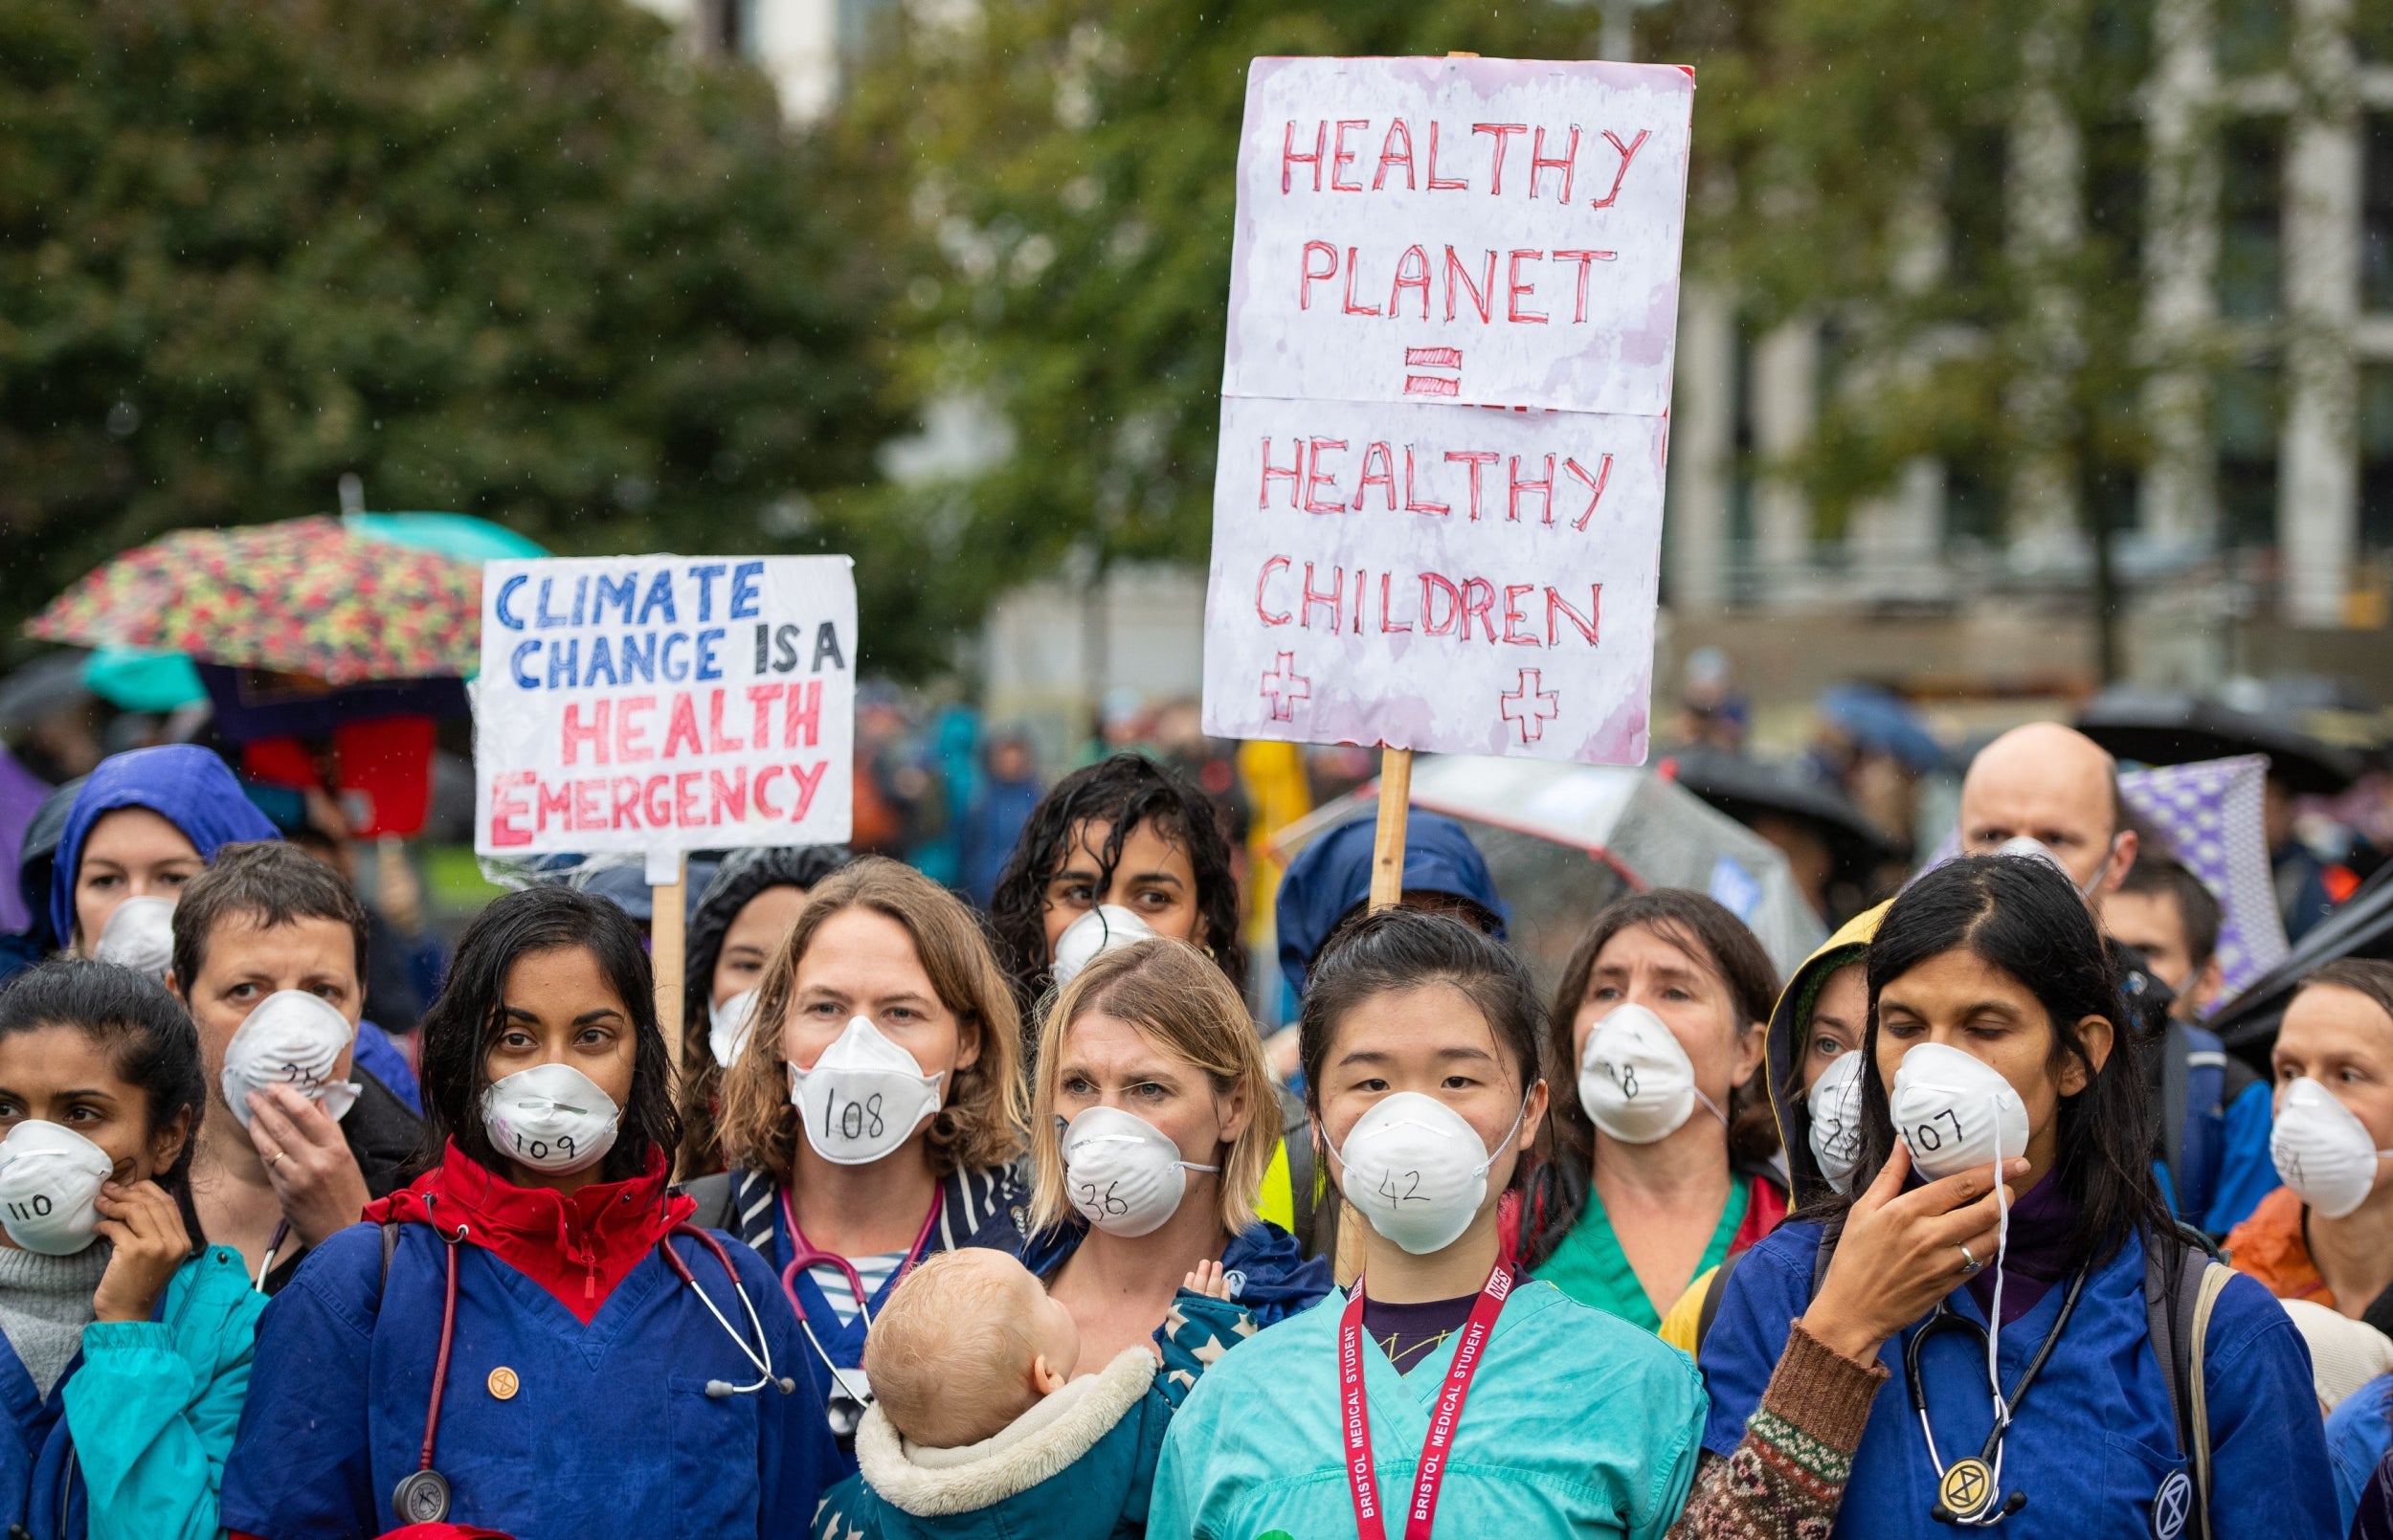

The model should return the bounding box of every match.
[265,1149,286,1169]
[1957,1242,1982,1276]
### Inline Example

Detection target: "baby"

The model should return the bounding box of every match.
[866,1248,1084,1449]
[811,1251,1240,1539]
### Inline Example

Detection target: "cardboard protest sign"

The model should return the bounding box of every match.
[1202,56,1691,765]
[1222,56,1693,416]
[473,556,855,858]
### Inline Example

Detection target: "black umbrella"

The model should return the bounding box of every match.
[0,654,90,731]
[2077,685,2362,796]
[2207,859,2393,1064]
[1660,747,1900,892]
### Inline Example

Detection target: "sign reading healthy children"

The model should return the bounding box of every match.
[473,555,857,1064]
[1198,54,1693,903]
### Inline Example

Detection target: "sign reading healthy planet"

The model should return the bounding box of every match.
[1201,56,1692,765]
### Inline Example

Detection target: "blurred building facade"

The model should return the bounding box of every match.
[1666,0,2393,681]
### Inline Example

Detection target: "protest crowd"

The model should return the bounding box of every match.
[9,28,2393,1540]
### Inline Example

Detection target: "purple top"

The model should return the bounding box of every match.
[1361,1291,1480,1374]
[1964,1175,2076,1328]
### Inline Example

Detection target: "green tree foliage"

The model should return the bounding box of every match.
[0,0,887,659]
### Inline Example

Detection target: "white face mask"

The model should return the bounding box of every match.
[2271,1078,2393,1219]
[1889,1041,2030,1182]
[1060,1105,1219,1238]
[786,1016,945,1167]
[708,989,758,1070]
[1577,1004,1726,1146]
[1992,835,2117,898]
[221,991,362,1127]
[1331,1091,1527,1256]
[1051,904,1156,987]
[1806,1048,1867,1195]
[93,895,176,977]
[0,1120,116,1256]
[482,1061,619,1174]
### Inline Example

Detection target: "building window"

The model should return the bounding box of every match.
[2363,368,2393,548]
[2368,116,2393,313]
[1944,456,2004,548]
[2215,367,2281,547]
[2085,118,2145,283]
[1948,124,2006,313]
[2217,0,2291,75]
[2219,120,2284,320]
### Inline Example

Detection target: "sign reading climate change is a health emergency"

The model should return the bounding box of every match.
[474,555,856,857]
[1201,56,1693,764]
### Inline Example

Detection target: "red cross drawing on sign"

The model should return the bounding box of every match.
[1261,652,1310,722]
[1500,669,1559,745]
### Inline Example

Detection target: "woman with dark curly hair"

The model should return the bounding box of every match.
[984,754,1245,1028]
[221,882,839,1538]
[1517,889,1787,1337]
[696,858,1030,1457]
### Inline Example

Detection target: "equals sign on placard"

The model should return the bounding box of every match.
[1403,347,1462,397]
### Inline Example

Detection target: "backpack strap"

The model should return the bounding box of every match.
[2160,1020,2192,1217]
[2186,1260,2234,1540]
[2145,1225,2229,1540]
[378,1219,399,1299]
[1695,1248,1745,1354]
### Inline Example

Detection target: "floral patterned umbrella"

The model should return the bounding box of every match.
[25,517,481,685]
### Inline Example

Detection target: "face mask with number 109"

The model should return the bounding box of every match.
[481,1061,621,1175]
[787,1016,947,1167]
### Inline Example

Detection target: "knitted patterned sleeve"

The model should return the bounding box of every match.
[1666,1320,1890,1539]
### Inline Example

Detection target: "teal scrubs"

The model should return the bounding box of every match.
[1151,1278,1704,1540]
[1532,1178,1749,1331]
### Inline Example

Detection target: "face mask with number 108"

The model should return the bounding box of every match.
[787,1016,946,1167]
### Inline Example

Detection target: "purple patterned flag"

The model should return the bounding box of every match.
[2119,754,2288,1005]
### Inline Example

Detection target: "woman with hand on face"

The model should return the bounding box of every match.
[49,747,277,974]
[0,960,263,1540]
[1022,937,1328,1399]
[1519,891,1787,1336]
[218,885,838,1540]
[1152,909,1718,1540]
[1696,855,2336,1539]
[676,845,852,1176]
[2223,959,2393,1528]
[697,858,1028,1457]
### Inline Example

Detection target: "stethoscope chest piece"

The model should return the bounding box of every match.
[1934,1458,1999,1524]
[392,1467,452,1526]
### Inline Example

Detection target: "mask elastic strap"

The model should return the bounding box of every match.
[1692,1087,1730,1128]
[1180,1161,1221,1174]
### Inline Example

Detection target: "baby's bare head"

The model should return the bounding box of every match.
[864,1248,1081,1448]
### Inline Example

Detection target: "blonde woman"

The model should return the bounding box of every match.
[1021,936,1331,1396]
[688,857,1030,1449]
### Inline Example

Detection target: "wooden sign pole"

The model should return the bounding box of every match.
[1368,747,1414,912]
[648,850,688,1085]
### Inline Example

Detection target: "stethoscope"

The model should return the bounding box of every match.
[388,1194,793,1529]
[774,1184,941,1439]
[1902,1262,2091,1527]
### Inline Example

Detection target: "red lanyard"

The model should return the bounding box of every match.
[1338,1261,1514,1540]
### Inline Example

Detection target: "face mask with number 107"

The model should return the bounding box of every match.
[481,1061,621,1175]
[787,1016,947,1167]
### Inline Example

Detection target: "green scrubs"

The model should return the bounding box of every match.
[1531,1176,1749,1331]
[1150,1279,1704,1540]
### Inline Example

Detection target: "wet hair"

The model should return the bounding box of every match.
[415,885,679,1184]
[1298,908,1543,1187]
[2292,959,2393,1033]
[1028,937,1280,1236]
[716,858,1027,1183]
[985,754,1244,1019]
[1841,855,2173,1271]
[170,840,369,995]
[0,959,210,1248]
[1546,890,1782,1168]
[866,1249,1046,1447]
[2114,853,2223,974]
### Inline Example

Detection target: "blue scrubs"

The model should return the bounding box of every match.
[1700,1219,2337,1539]
[769,1194,908,1421]
[0,1329,77,1538]
[220,1221,839,1540]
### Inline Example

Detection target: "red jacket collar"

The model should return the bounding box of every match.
[366,1140,697,1323]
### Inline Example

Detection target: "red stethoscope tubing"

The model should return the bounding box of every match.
[774,1183,942,1328]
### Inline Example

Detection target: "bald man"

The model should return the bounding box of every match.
[1957,721,2277,1234]
[1957,722,2136,896]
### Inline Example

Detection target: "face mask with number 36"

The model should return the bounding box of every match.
[787,1016,946,1167]
[1060,1105,1219,1238]
[1331,1091,1528,1256]
[481,1061,620,1175]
